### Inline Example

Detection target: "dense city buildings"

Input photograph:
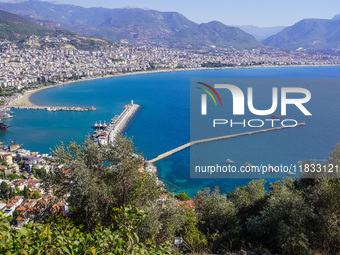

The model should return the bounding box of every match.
[1,35,340,91]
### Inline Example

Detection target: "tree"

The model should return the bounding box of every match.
[45,135,161,231]
[35,168,46,178]
[0,181,8,194]
[175,192,190,201]
[228,179,266,210]
[246,179,314,255]
[195,187,239,250]
[178,207,208,253]
[8,188,14,199]
[23,186,29,199]
[138,200,185,243]
[32,191,41,199]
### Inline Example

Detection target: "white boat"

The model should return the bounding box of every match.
[225,159,234,164]
[0,111,13,118]
[287,171,296,176]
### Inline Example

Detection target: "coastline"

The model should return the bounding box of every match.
[7,63,340,107]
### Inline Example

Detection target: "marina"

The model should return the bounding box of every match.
[92,100,140,145]
[9,105,96,112]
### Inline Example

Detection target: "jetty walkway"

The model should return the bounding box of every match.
[149,122,306,163]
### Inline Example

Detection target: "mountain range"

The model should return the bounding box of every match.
[0,8,111,50]
[263,15,340,50]
[0,0,339,51]
[0,0,261,49]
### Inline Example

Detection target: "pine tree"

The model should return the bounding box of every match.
[23,186,29,199]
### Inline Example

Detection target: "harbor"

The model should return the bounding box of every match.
[9,105,96,112]
[92,100,140,145]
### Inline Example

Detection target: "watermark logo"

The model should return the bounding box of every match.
[199,83,311,116]
[196,82,223,115]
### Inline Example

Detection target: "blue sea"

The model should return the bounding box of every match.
[1,66,340,197]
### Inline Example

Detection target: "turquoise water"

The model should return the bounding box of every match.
[1,66,340,196]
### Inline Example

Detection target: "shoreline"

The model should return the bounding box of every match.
[7,63,340,107]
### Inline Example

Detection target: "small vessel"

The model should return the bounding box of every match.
[271,114,281,119]
[0,111,13,118]
[287,171,296,176]
[225,159,234,164]
[0,118,13,130]
[9,137,22,151]
[9,143,22,152]
[244,162,253,168]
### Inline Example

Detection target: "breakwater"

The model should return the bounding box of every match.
[149,122,306,163]
[10,106,96,112]
[92,100,140,145]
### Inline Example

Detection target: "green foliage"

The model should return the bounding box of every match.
[8,187,14,199]
[138,199,186,243]
[7,174,19,180]
[229,179,266,209]
[246,179,314,255]
[178,207,208,253]
[35,168,46,179]
[0,181,8,194]
[0,9,49,41]
[32,191,42,199]
[195,187,239,250]
[174,191,190,201]
[2,139,339,254]
[0,208,175,254]
[46,135,167,235]
[23,186,29,199]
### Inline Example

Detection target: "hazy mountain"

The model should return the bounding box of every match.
[332,14,340,20]
[170,21,261,49]
[263,16,340,50]
[238,25,286,41]
[0,0,261,49]
[0,8,49,41]
[0,8,111,50]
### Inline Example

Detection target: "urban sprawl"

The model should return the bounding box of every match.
[1,35,340,91]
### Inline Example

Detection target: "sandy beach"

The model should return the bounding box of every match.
[8,67,213,107]
[7,64,339,107]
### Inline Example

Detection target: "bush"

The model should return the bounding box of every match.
[175,192,190,201]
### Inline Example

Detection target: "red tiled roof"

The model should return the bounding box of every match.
[178,200,196,210]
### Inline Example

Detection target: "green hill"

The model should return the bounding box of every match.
[263,16,340,50]
[0,9,49,41]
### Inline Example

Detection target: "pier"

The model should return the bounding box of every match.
[10,105,96,112]
[149,122,306,163]
[92,100,140,145]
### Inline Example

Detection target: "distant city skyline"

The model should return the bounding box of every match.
[1,0,339,27]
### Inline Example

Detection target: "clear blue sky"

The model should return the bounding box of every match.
[3,0,340,26]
